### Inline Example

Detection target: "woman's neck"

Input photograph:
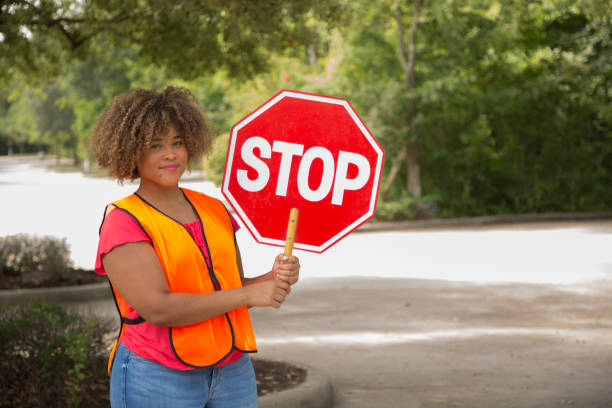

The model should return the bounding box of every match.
[135,181,184,206]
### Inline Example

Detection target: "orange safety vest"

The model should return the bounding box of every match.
[103,188,257,374]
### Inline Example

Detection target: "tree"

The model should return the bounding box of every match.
[334,0,429,200]
[0,84,39,152]
[0,0,344,165]
[0,0,343,82]
[384,0,427,198]
[335,0,611,215]
[35,82,77,164]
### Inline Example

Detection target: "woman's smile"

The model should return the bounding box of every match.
[160,163,180,172]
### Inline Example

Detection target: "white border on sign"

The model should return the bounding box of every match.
[222,90,384,253]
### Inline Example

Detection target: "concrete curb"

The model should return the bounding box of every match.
[0,282,111,305]
[357,211,612,233]
[259,360,334,408]
[0,285,334,407]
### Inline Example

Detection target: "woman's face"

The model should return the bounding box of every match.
[137,125,188,188]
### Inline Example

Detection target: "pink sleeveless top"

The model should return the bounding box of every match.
[95,208,243,370]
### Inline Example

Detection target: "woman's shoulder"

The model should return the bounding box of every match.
[101,206,150,241]
[96,205,151,275]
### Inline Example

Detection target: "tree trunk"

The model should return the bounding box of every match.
[382,140,421,198]
[70,133,80,167]
[308,44,317,66]
[406,143,421,197]
[382,143,408,197]
[391,0,423,198]
[55,140,60,165]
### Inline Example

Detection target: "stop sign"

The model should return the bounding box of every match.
[222,90,384,253]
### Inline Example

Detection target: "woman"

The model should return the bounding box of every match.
[92,86,300,408]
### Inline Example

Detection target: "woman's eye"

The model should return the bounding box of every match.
[151,144,161,150]
[174,140,184,146]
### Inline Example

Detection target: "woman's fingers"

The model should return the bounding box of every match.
[276,255,300,285]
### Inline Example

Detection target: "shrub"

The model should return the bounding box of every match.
[0,302,111,408]
[373,196,439,221]
[0,234,73,286]
[203,132,230,186]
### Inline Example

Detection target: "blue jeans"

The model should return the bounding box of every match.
[110,342,258,408]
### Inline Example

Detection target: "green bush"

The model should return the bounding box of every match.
[374,196,439,221]
[204,132,231,186]
[0,302,111,408]
[0,234,73,286]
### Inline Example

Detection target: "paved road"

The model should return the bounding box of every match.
[73,235,612,407]
[250,276,612,408]
[6,155,612,406]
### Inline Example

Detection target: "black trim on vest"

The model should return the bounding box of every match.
[168,327,237,369]
[220,202,257,356]
[133,191,222,290]
[108,281,123,375]
[133,190,244,369]
[180,191,222,289]
[112,205,155,243]
[221,203,239,251]
[180,190,239,367]
[105,281,146,374]
[106,206,152,325]
[99,204,151,375]
[122,316,146,324]
[98,207,108,236]
[99,207,121,375]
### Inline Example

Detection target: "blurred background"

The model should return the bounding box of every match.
[2,3,612,407]
[1,0,610,222]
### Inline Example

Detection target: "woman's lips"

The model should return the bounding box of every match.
[161,164,179,171]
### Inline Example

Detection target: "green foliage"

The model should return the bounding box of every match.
[374,196,439,222]
[0,302,110,408]
[1,0,610,220]
[0,234,73,286]
[205,133,231,187]
[0,0,344,82]
[335,0,612,217]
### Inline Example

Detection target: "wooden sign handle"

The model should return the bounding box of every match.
[284,208,299,256]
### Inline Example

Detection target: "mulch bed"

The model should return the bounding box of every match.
[254,358,307,396]
[0,268,107,290]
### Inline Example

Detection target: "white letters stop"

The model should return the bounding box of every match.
[236,136,370,206]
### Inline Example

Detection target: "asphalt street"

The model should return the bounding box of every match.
[75,249,612,408]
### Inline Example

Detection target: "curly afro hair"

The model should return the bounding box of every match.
[91,86,214,183]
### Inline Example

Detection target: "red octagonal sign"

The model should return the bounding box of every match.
[222,90,384,253]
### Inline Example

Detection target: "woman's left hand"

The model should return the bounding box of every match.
[272,254,300,285]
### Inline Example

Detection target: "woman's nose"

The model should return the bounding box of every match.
[162,145,176,158]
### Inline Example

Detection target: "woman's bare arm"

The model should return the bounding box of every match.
[102,241,289,327]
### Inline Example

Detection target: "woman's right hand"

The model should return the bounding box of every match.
[244,279,291,308]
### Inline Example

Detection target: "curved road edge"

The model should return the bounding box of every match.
[259,360,334,408]
[358,211,612,233]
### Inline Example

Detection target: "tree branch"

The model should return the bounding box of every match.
[394,3,410,75]
[36,13,132,50]
[382,142,408,197]
[31,14,133,25]
[395,0,420,96]
[406,0,419,91]
[393,0,426,199]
